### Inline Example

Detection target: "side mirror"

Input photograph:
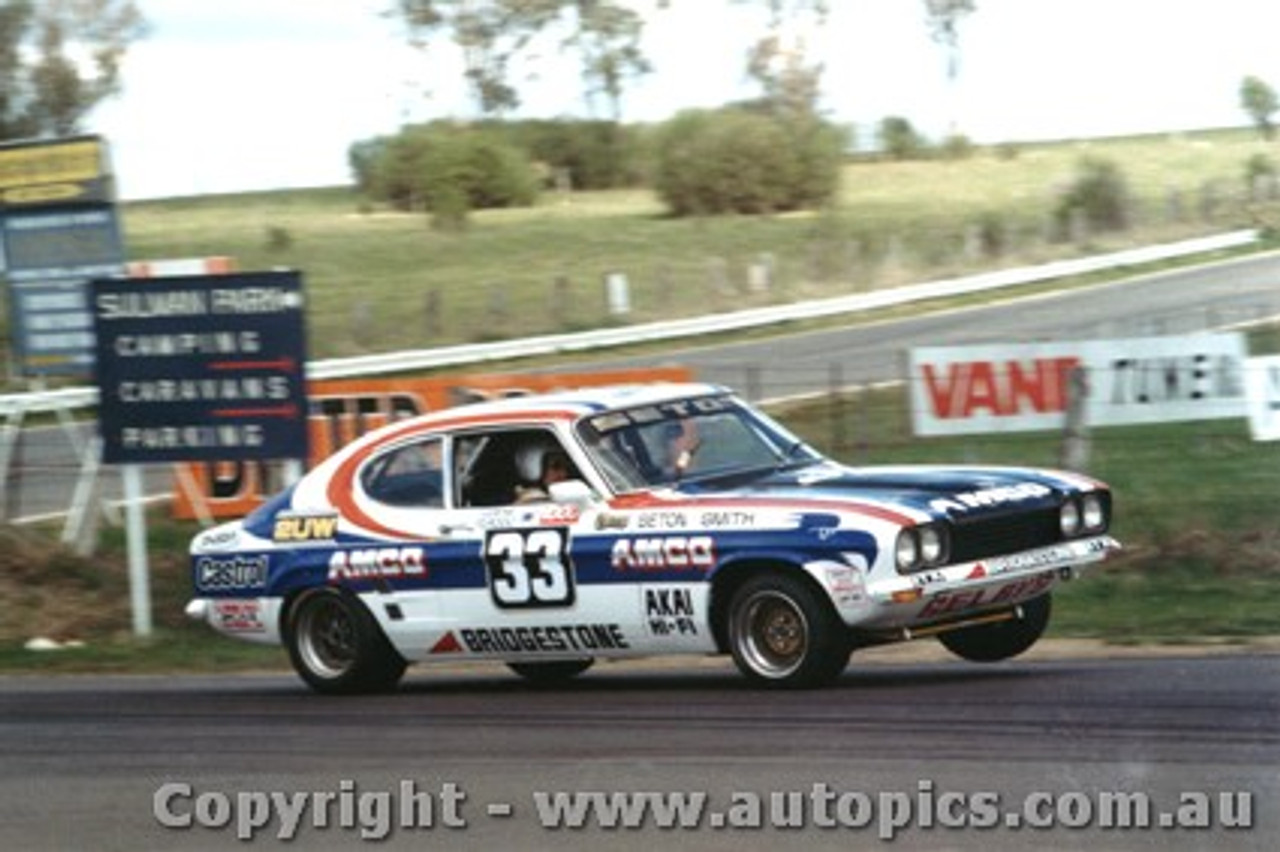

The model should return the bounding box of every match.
[548,479,597,508]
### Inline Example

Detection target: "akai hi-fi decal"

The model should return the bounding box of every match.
[642,585,701,638]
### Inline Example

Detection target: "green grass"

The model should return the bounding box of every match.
[97,127,1280,365]
[0,632,286,674]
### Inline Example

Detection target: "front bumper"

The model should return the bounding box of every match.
[857,534,1120,629]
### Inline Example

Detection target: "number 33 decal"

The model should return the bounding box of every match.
[485,529,576,608]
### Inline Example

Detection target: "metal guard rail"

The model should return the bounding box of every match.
[0,229,1260,418]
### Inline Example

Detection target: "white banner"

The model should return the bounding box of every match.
[909,334,1248,436]
[1245,355,1280,442]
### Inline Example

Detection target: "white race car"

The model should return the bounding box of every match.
[187,383,1120,693]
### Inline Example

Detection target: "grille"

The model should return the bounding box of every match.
[948,507,1064,564]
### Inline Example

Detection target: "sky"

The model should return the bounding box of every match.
[86,0,1280,200]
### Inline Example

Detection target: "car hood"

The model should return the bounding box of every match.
[674,462,1081,520]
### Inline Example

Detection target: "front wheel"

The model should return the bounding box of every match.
[285,589,407,694]
[507,659,594,685]
[937,593,1052,663]
[726,573,850,689]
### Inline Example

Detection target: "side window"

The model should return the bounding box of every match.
[454,428,581,508]
[360,437,445,508]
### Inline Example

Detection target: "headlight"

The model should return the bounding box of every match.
[1059,500,1081,537]
[896,524,949,572]
[895,530,920,571]
[919,525,946,564]
[1081,493,1106,531]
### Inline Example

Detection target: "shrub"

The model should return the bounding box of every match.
[878,116,926,160]
[496,119,644,190]
[650,108,844,216]
[264,225,292,251]
[1244,152,1277,197]
[940,132,975,160]
[355,122,540,221]
[1054,156,1131,238]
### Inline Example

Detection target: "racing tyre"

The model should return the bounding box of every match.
[937,593,1052,663]
[286,589,407,694]
[726,573,850,689]
[507,659,595,685]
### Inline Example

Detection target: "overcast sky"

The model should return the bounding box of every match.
[88,0,1280,200]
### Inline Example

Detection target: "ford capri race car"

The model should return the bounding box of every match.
[187,383,1120,694]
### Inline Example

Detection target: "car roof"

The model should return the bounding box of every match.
[423,381,729,425]
[301,381,734,490]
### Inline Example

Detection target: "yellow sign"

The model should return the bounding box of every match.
[1,183,88,205]
[0,137,106,192]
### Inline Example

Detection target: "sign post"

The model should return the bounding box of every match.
[92,270,309,636]
[121,464,151,636]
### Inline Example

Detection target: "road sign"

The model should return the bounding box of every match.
[92,270,309,464]
[0,135,123,377]
[3,207,125,373]
[0,135,113,208]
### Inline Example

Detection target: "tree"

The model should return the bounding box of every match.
[735,0,828,119]
[393,0,655,119]
[571,1,650,121]
[0,0,147,140]
[1240,75,1278,141]
[923,0,975,133]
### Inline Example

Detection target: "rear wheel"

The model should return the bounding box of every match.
[507,659,594,685]
[286,589,407,694]
[937,593,1052,662]
[726,573,850,689]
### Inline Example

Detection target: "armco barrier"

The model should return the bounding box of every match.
[0,229,1261,417]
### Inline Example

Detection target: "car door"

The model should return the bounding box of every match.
[429,425,642,660]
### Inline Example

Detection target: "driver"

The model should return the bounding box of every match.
[513,442,574,503]
[663,418,701,479]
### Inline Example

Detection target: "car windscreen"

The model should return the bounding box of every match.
[576,394,820,491]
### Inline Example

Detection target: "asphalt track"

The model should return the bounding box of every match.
[1,648,1276,851]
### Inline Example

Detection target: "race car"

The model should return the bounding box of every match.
[187,382,1120,693]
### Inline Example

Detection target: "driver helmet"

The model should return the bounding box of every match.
[514,439,559,483]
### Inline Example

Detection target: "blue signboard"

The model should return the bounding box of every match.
[92,270,309,464]
[3,206,125,375]
[0,136,123,377]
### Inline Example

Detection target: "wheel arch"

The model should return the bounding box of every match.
[708,557,836,654]
[278,583,394,648]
